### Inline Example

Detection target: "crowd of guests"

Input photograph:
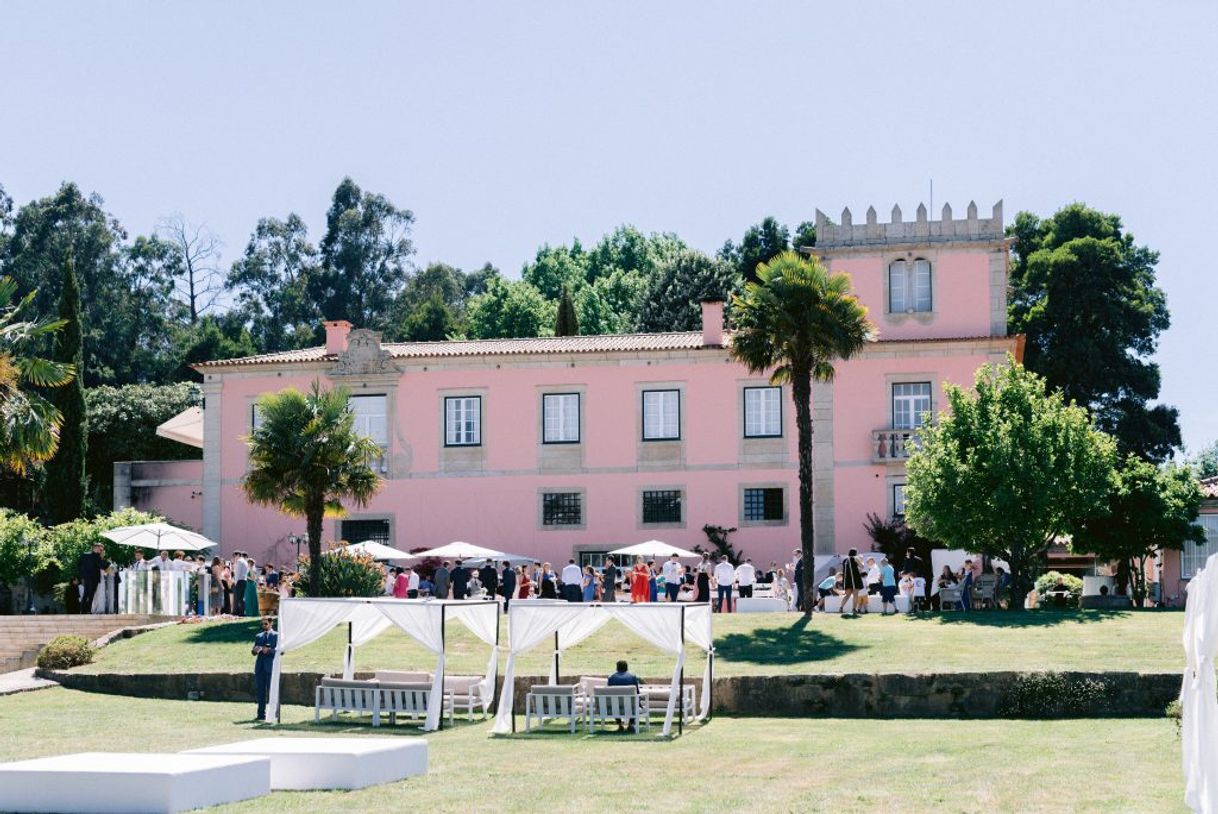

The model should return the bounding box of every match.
[810,548,1013,615]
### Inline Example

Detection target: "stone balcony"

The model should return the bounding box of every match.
[872,429,919,463]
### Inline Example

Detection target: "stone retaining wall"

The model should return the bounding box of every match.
[39,669,1180,719]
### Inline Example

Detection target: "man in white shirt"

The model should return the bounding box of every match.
[407,567,420,598]
[561,559,583,602]
[661,555,682,602]
[735,558,757,599]
[131,550,150,571]
[150,550,171,570]
[713,556,737,613]
[233,552,250,616]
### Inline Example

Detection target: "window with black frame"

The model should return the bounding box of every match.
[743,487,784,521]
[642,489,682,524]
[340,519,391,546]
[542,491,583,526]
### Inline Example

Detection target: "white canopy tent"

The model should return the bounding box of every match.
[413,541,506,560]
[266,597,501,732]
[1182,551,1218,812]
[491,601,714,738]
[610,540,700,559]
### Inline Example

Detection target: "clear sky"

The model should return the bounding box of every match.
[1,1,1215,452]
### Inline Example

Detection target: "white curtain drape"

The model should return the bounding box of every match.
[491,603,588,734]
[605,605,684,735]
[1183,552,1218,813]
[682,603,714,720]
[267,600,355,721]
[376,602,447,731]
[342,603,395,679]
[551,608,612,682]
[447,601,502,712]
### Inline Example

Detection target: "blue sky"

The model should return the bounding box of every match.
[1,1,1215,452]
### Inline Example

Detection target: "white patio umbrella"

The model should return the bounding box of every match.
[101,522,218,552]
[411,541,506,560]
[610,540,700,558]
[326,541,416,561]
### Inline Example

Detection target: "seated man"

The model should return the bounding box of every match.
[607,659,640,732]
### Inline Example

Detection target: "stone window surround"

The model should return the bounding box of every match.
[889,480,907,519]
[637,484,686,530]
[537,486,587,531]
[742,385,783,439]
[881,250,938,326]
[442,393,483,447]
[437,387,487,473]
[338,513,398,548]
[884,372,938,431]
[640,386,682,442]
[540,390,583,445]
[738,481,789,527]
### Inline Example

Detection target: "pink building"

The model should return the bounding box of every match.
[1159,477,1218,607]
[124,201,1020,570]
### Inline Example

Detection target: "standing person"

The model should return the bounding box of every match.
[539,563,558,598]
[392,567,409,599]
[791,548,804,611]
[251,618,278,722]
[581,565,597,602]
[233,551,249,616]
[406,566,420,599]
[901,547,925,582]
[816,568,839,612]
[209,557,224,615]
[244,558,260,617]
[601,558,618,603]
[478,561,498,599]
[662,555,682,602]
[713,555,736,613]
[839,549,864,616]
[77,543,109,613]
[647,562,658,603]
[696,560,711,603]
[629,557,650,603]
[433,561,451,600]
[450,560,469,600]
[736,558,757,599]
[500,561,517,610]
[561,559,583,602]
[879,557,898,616]
[517,567,532,599]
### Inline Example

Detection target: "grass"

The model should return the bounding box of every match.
[0,688,1185,812]
[75,609,1185,678]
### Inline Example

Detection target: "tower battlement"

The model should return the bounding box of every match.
[814,200,1003,248]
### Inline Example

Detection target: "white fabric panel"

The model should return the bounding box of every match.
[683,603,715,719]
[447,601,502,710]
[1182,552,1218,812]
[267,599,356,720]
[550,608,612,682]
[342,603,395,679]
[375,601,447,731]
[491,603,588,734]
[604,606,684,736]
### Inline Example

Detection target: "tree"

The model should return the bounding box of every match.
[226,213,320,352]
[466,277,555,339]
[310,178,414,331]
[637,249,738,332]
[1072,456,1204,605]
[719,217,791,283]
[241,382,382,592]
[904,360,1117,610]
[169,314,258,381]
[522,242,589,300]
[555,285,579,336]
[577,269,647,335]
[400,293,459,342]
[730,251,873,614]
[0,276,74,474]
[1008,203,1179,461]
[45,259,87,523]
[586,225,686,283]
[156,214,223,324]
[1187,440,1218,480]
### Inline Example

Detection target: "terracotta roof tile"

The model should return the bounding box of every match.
[1200,476,1218,500]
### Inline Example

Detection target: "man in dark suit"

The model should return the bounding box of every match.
[500,561,516,610]
[251,617,278,721]
[432,561,451,599]
[77,543,109,613]
[450,560,469,600]
[793,554,805,613]
[478,562,498,599]
[601,558,618,603]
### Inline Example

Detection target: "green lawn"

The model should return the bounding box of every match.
[0,688,1185,812]
[77,609,1184,678]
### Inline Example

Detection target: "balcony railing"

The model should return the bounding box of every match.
[872,428,919,462]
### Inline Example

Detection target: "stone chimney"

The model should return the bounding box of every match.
[700,299,725,347]
[324,320,353,355]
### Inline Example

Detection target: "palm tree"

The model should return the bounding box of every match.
[730,252,872,615]
[0,276,74,474]
[242,381,383,592]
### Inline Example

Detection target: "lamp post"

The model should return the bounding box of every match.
[23,535,36,615]
[290,534,303,565]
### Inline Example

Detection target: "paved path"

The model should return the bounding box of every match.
[0,667,57,696]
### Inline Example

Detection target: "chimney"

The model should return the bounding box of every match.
[324,320,353,355]
[700,298,724,347]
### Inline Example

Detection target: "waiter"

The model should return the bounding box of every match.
[251,617,278,721]
[77,543,109,613]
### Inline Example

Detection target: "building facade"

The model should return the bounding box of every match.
[125,201,1019,570]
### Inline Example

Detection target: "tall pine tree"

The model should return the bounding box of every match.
[555,284,579,336]
[46,257,88,522]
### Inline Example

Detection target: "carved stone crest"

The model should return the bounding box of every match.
[331,329,398,375]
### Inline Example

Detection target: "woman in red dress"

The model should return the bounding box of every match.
[630,557,651,603]
[517,568,532,599]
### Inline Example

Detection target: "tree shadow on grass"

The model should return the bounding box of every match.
[716,615,860,666]
[908,609,1134,629]
[183,620,262,644]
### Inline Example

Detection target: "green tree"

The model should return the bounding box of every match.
[1072,456,1204,605]
[586,225,686,283]
[730,252,873,614]
[719,217,791,283]
[242,382,382,591]
[400,293,459,341]
[226,213,321,352]
[577,269,647,335]
[904,360,1117,610]
[1187,440,1218,480]
[169,314,259,382]
[310,178,414,331]
[522,242,589,300]
[0,276,74,474]
[638,249,738,332]
[466,277,555,339]
[45,259,87,523]
[555,284,579,336]
[1008,203,1178,461]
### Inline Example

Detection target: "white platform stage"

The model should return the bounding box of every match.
[185,737,428,790]
[0,752,270,814]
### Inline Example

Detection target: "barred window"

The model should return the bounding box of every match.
[743,488,783,521]
[340,519,391,546]
[642,489,682,524]
[543,492,583,526]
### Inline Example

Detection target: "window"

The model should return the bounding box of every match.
[642,489,682,524]
[445,396,481,446]
[340,519,390,546]
[642,389,681,440]
[889,259,932,313]
[744,387,782,438]
[893,484,907,517]
[542,393,580,443]
[542,492,583,526]
[743,487,784,521]
[251,403,264,431]
[350,394,389,472]
[1182,516,1218,579]
[892,382,932,430]
[578,551,612,569]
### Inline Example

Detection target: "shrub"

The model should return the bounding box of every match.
[294,549,384,598]
[1034,571,1083,606]
[1000,672,1112,717]
[36,635,95,670]
[1166,699,1181,737]
[0,510,51,587]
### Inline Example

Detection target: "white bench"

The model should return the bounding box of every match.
[640,684,697,720]
[588,686,649,733]
[316,678,381,726]
[525,684,582,733]
[185,737,427,790]
[736,597,788,613]
[444,674,490,720]
[0,752,270,813]
[379,681,454,727]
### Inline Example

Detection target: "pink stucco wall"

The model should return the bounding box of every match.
[1159,505,1218,607]
[127,459,203,532]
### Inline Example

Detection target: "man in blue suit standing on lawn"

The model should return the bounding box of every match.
[252,617,278,721]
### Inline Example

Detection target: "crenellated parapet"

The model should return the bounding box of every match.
[814,200,1003,248]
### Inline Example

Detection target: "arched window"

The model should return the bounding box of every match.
[888,259,933,313]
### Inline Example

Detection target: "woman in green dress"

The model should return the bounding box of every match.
[244,558,260,617]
